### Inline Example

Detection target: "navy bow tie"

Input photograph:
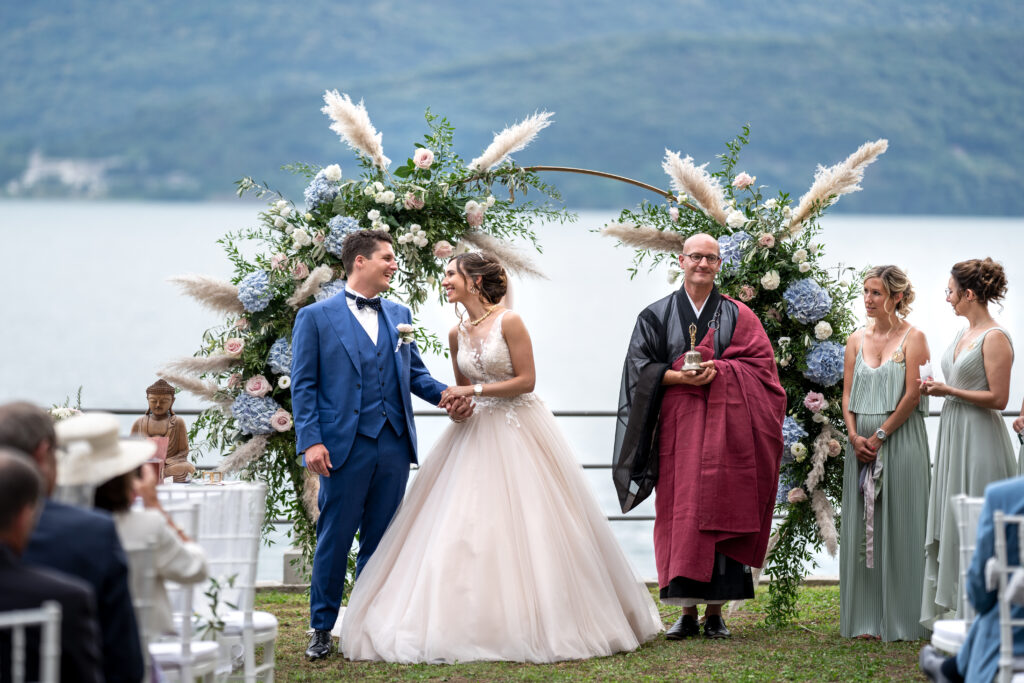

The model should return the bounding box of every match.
[346,291,382,312]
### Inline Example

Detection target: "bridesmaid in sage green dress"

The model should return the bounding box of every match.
[920,258,1016,629]
[840,266,931,641]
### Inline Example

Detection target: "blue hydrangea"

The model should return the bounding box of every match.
[231,394,280,435]
[303,169,340,211]
[776,468,799,504]
[315,279,346,302]
[804,341,845,386]
[782,278,833,324]
[237,271,272,313]
[718,231,752,272]
[782,416,808,452]
[267,338,292,375]
[325,216,361,258]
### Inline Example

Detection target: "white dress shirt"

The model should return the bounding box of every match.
[346,286,379,344]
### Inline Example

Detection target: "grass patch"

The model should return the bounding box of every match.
[255,585,923,681]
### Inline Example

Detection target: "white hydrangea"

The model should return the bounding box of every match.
[323,164,342,182]
[814,321,833,340]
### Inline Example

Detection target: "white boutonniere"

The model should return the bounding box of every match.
[395,323,416,352]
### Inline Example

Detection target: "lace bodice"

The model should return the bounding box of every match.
[456,311,537,425]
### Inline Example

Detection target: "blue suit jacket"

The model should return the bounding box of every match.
[957,475,1024,682]
[291,286,445,469]
[23,500,144,683]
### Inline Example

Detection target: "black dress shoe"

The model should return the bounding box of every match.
[703,614,731,639]
[305,629,334,661]
[918,644,955,682]
[665,614,700,640]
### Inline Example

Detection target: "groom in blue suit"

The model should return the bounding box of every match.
[291,229,469,660]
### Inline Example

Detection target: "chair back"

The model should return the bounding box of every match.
[0,601,61,683]
[993,511,1024,683]
[160,501,200,682]
[952,494,986,624]
[124,535,158,683]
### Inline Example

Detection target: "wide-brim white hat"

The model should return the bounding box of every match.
[56,412,156,487]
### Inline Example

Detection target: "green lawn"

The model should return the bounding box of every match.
[255,586,925,681]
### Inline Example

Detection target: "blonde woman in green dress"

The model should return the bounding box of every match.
[920,257,1016,628]
[840,266,931,641]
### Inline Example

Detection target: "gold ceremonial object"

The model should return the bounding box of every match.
[681,323,704,373]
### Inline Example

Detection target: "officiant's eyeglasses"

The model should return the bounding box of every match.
[683,253,721,265]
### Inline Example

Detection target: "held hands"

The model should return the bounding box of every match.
[439,388,474,422]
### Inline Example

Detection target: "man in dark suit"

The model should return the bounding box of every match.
[0,448,104,683]
[0,402,144,682]
[291,230,471,660]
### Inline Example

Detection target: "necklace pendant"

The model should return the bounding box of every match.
[891,349,905,363]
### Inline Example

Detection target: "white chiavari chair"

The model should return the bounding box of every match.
[993,511,1024,683]
[0,601,61,683]
[932,494,986,654]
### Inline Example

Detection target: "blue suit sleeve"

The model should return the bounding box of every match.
[291,306,323,454]
[966,489,998,614]
[401,307,445,405]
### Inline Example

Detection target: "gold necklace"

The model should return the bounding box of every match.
[469,305,498,326]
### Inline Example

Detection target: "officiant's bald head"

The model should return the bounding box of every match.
[681,233,719,256]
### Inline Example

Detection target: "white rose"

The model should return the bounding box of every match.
[377,223,390,233]
[485,195,496,207]
[791,442,808,458]
[792,249,808,263]
[814,321,833,340]
[416,229,426,238]
[363,186,375,196]
[374,192,387,204]
[808,241,820,254]
[782,205,793,218]
[726,209,748,229]
[799,262,812,273]
[381,190,396,204]
[397,234,410,244]
[415,236,428,248]
[273,216,286,229]
[323,164,342,182]
[465,199,481,213]
[277,375,291,389]
[812,412,828,424]
[367,209,381,221]
[374,181,385,192]
[779,354,791,367]
[778,336,791,347]
[761,270,781,290]
[291,229,312,247]
[279,206,292,218]
[764,198,778,209]
[667,265,682,284]
[275,200,289,210]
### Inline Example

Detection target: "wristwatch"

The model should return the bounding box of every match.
[874,428,887,442]
[473,383,483,397]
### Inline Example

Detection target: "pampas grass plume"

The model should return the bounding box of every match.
[156,370,227,406]
[287,265,334,308]
[321,90,390,169]
[302,471,320,524]
[789,139,888,232]
[162,354,238,376]
[811,489,839,557]
[168,274,244,314]
[601,222,688,254]
[662,151,728,226]
[804,423,837,492]
[468,111,554,172]
[217,434,268,475]
[460,231,546,279]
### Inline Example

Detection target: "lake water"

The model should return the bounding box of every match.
[2,200,1022,582]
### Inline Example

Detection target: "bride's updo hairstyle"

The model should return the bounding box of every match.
[454,252,508,305]
[951,258,1008,305]
[864,265,915,319]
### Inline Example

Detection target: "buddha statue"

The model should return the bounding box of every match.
[130,379,195,483]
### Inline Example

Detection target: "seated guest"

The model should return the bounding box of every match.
[0,401,145,683]
[920,475,1024,682]
[90,434,208,635]
[0,448,104,683]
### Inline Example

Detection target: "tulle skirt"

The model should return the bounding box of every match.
[341,395,662,663]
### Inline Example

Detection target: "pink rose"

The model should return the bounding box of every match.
[827,439,842,457]
[291,262,309,280]
[413,148,434,169]
[669,207,679,222]
[271,253,287,270]
[787,487,808,504]
[313,232,325,244]
[227,372,242,389]
[732,172,755,189]
[738,285,756,302]
[466,208,485,228]
[235,317,249,331]
[244,374,271,397]
[224,337,245,356]
[270,409,293,432]
[766,308,782,322]
[432,240,454,260]
[404,192,425,210]
[803,391,826,413]
[758,233,775,248]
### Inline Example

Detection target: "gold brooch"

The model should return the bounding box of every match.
[891,349,905,363]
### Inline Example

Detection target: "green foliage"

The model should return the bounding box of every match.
[611,130,863,626]
[185,105,571,578]
[196,574,238,640]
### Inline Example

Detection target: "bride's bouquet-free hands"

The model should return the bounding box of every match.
[440,389,474,422]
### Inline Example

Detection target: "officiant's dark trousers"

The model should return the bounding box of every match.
[309,422,413,631]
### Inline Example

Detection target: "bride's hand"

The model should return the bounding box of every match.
[440,385,474,405]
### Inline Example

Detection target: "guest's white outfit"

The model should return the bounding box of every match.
[115,509,208,634]
[341,312,662,663]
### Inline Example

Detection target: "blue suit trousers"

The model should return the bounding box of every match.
[309,422,413,631]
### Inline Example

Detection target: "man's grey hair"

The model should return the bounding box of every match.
[0,448,43,531]
[0,401,56,456]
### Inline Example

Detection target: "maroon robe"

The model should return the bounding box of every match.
[654,297,785,586]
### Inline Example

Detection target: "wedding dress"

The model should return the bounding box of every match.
[341,311,662,663]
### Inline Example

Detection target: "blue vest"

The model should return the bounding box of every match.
[354,324,406,437]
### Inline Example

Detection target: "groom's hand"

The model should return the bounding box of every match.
[447,396,474,422]
[306,444,332,477]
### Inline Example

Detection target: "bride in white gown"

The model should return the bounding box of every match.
[341,252,662,664]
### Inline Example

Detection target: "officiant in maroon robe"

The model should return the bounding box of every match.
[613,233,786,640]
